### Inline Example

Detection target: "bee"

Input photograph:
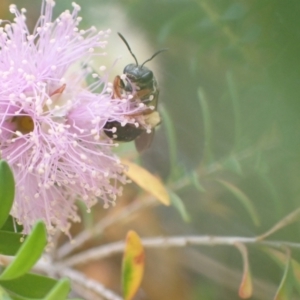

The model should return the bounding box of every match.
[104,33,167,152]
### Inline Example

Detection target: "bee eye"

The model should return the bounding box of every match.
[140,70,153,82]
[123,64,136,74]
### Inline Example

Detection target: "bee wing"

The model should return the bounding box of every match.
[135,129,155,153]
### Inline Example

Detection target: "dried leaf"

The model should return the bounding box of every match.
[122,230,145,300]
[235,243,252,299]
[122,159,170,206]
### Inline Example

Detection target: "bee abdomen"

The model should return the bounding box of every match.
[104,121,144,142]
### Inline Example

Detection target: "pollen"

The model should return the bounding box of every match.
[13,115,34,134]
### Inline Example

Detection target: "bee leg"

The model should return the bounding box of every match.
[113,75,124,99]
[125,89,153,108]
[135,89,151,99]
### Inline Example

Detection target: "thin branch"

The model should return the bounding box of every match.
[30,257,123,300]
[61,235,300,267]
[57,196,156,259]
[58,142,276,259]
[59,268,123,300]
[182,248,277,299]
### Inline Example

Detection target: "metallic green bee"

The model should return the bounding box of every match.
[104,33,166,152]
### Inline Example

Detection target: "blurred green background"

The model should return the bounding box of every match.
[4,0,300,299]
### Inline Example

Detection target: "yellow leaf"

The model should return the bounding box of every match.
[121,159,170,206]
[122,231,145,300]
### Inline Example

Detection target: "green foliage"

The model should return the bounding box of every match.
[101,0,300,297]
[217,180,260,226]
[44,279,71,300]
[197,88,213,163]
[0,221,47,281]
[159,106,179,179]
[0,231,24,256]
[0,273,57,298]
[3,0,300,298]
[0,162,72,299]
[0,286,12,300]
[0,160,15,229]
[169,191,191,222]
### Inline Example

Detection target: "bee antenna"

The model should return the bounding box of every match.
[118,32,139,66]
[141,48,168,67]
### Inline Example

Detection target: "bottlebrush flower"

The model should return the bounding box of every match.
[0,0,142,235]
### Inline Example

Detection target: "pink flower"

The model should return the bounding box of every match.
[0,0,140,235]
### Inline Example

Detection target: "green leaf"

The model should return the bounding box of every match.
[169,191,191,222]
[222,155,243,175]
[0,231,24,256]
[288,256,300,297]
[197,88,213,162]
[45,278,70,300]
[240,24,261,43]
[217,180,260,226]
[159,106,178,178]
[0,273,56,298]
[226,72,241,149]
[257,173,282,220]
[1,216,23,233]
[0,161,15,229]
[222,3,247,20]
[7,296,31,300]
[263,248,294,300]
[190,171,206,192]
[0,221,47,280]
[0,285,13,300]
[274,252,293,300]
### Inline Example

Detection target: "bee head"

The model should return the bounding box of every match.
[118,32,167,85]
[123,64,153,85]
